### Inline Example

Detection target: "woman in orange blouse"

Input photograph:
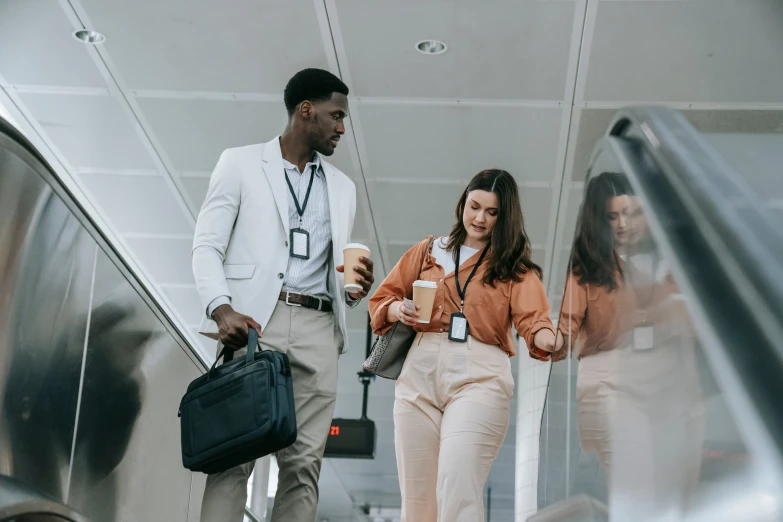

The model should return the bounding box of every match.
[556,172,704,518]
[369,169,556,522]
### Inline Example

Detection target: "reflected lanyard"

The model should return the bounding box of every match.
[454,245,490,312]
[284,164,316,228]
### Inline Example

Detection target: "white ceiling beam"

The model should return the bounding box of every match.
[542,0,593,294]
[55,0,201,224]
[578,100,783,111]
[317,0,390,278]
[354,96,563,109]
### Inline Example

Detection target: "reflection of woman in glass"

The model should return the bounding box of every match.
[556,172,704,520]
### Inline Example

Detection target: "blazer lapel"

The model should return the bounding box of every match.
[261,137,290,236]
[322,159,341,251]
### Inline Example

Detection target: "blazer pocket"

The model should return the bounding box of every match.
[224,264,256,280]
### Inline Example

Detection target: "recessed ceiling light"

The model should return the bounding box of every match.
[73,30,106,44]
[416,40,447,55]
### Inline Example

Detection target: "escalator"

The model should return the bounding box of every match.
[2,105,782,521]
[535,107,783,521]
[0,119,263,521]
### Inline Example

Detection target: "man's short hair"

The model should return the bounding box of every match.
[284,68,349,116]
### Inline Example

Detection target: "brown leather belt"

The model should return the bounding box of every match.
[278,291,332,313]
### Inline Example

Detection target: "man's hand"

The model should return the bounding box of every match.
[533,328,556,353]
[212,304,262,350]
[336,256,375,299]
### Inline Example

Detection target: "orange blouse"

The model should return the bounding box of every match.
[368,237,555,357]
[557,260,685,359]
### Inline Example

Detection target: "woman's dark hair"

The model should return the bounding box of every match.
[445,169,542,286]
[570,172,633,290]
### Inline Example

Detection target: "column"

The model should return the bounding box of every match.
[515,338,552,521]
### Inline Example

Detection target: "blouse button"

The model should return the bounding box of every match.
[439,305,442,309]
[440,328,443,332]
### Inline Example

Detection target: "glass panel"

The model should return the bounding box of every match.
[540,124,783,521]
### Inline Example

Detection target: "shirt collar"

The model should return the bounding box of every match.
[282,153,324,177]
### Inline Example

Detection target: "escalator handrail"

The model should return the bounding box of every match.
[607,107,783,343]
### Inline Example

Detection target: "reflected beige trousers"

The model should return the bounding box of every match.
[394,332,513,522]
[577,343,705,521]
[200,302,339,522]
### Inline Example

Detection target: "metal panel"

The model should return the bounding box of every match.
[66,249,201,522]
[0,133,96,503]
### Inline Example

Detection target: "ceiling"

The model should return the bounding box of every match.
[1,0,782,520]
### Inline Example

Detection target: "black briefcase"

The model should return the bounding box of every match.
[179,329,297,474]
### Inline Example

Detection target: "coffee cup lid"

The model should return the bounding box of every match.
[344,243,370,253]
[413,280,437,289]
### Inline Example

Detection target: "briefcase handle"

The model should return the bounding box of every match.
[207,328,260,380]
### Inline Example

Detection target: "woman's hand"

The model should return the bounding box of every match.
[387,300,420,326]
[533,328,556,353]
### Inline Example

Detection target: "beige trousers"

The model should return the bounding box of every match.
[200,302,339,522]
[394,332,513,522]
[576,342,705,521]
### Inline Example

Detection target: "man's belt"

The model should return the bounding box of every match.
[279,291,332,313]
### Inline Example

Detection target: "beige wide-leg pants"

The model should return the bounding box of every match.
[576,341,705,521]
[200,301,339,522]
[394,332,514,522]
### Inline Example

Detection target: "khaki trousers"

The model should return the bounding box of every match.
[394,332,513,522]
[576,342,705,521]
[200,302,339,522]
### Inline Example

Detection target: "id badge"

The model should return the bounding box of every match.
[448,312,469,343]
[633,326,654,351]
[290,228,310,259]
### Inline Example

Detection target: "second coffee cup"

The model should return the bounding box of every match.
[412,280,438,323]
[343,243,370,293]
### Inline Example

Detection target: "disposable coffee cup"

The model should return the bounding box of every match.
[343,243,371,293]
[412,280,438,323]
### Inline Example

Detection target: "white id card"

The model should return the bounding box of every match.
[449,312,468,343]
[633,326,654,351]
[290,228,310,259]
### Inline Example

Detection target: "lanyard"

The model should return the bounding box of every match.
[454,245,489,311]
[284,164,316,227]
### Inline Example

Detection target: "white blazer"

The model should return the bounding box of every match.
[192,137,357,353]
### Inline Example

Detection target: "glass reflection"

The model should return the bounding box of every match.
[554,172,706,520]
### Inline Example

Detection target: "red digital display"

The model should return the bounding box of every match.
[330,425,340,436]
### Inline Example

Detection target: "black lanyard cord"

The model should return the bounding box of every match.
[454,245,490,309]
[284,164,316,224]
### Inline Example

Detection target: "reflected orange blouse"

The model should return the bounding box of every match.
[557,262,685,359]
[368,237,555,357]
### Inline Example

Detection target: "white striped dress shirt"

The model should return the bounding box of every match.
[281,155,332,298]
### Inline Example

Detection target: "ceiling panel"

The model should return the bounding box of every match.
[337,0,576,100]
[137,98,286,172]
[0,0,106,88]
[569,108,615,182]
[79,174,192,235]
[358,103,563,183]
[371,181,553,246]
[19,93,156,170]
[124,236,195,286]
[80,0,328,92]
[180,176,210,209]
[585,1,783,103]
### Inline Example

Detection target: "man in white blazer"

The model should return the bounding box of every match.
[192,68,374,522]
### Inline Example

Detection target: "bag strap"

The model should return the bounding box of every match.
[418,236,436,278]
[207,328,259,380]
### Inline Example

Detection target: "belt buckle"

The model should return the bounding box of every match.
[285,291,302,307]
[314,296,323,311]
